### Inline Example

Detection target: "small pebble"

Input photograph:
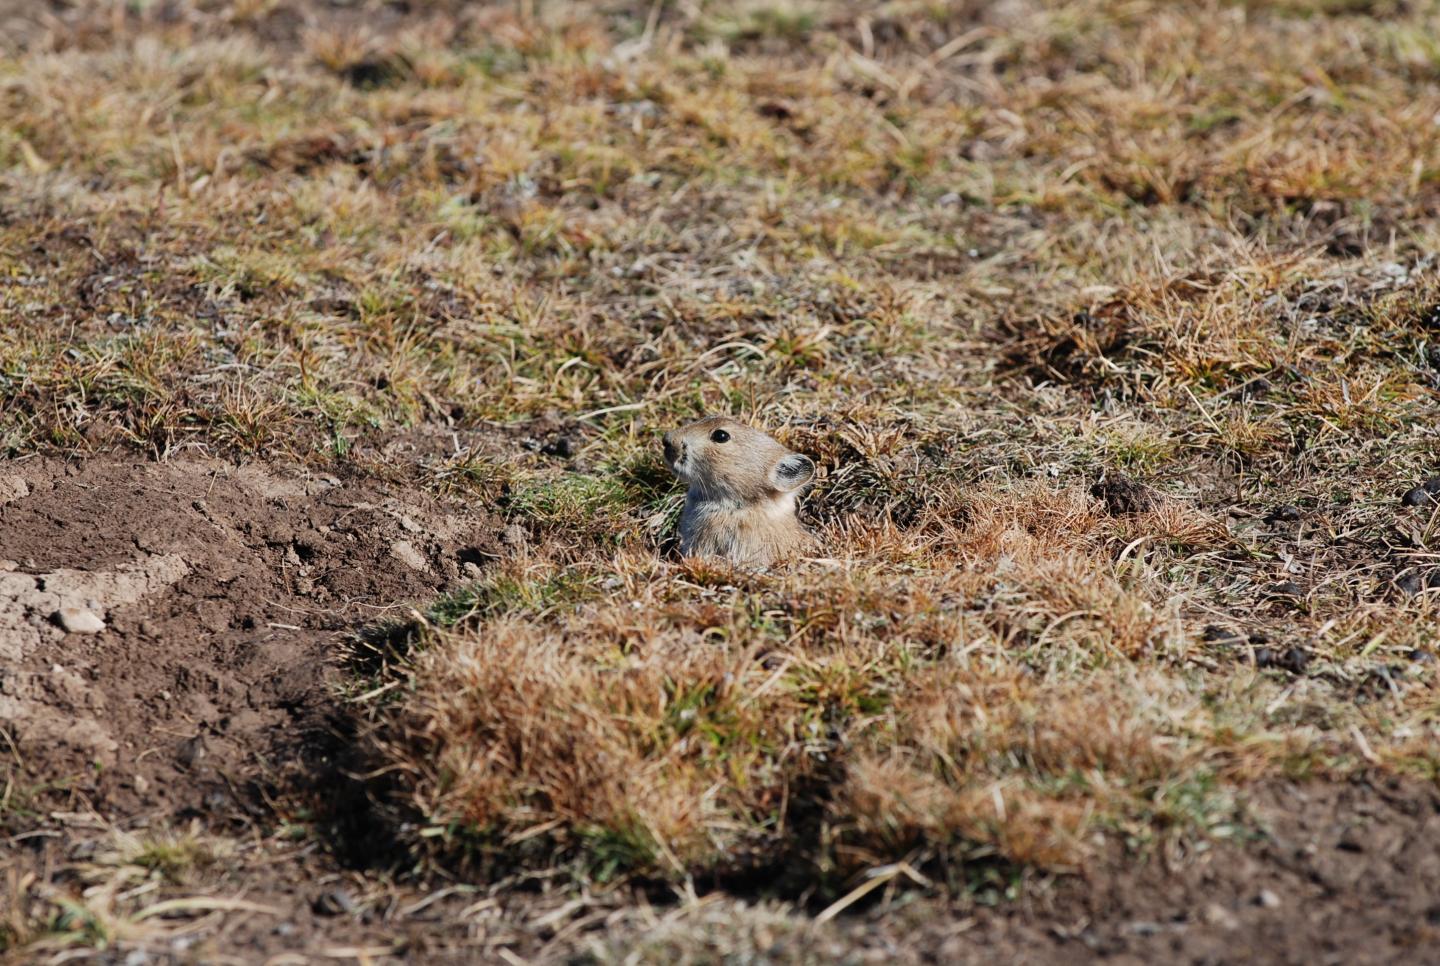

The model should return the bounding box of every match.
[1202,902,1239,930]
[54,607,105,634]
[1269,581,1305,598]
[1396,574,1424,597]
[177,735,205,769]
[1257,889,1281,909]
[1266,504,1302,523]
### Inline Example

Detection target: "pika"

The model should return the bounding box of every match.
[662,416,816,568]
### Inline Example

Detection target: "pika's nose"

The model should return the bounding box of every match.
[662,432,678,463]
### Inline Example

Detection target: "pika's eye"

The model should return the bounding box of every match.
[710,428,730,443]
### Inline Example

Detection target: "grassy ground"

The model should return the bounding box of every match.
[4,0,1440,957]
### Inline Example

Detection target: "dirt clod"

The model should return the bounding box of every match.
[0,474,29,505]
[1266,504,1302,523]
[541,435,577,459]
[1090,475,1159,515]
[390,539,430,572]
[1255,646,1311,674]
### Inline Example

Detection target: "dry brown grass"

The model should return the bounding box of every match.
[3,0,1440,954]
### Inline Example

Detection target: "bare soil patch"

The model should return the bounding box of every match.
[0,454,498,819]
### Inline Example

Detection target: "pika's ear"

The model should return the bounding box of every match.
[770,453,815,491]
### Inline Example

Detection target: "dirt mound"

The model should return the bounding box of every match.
[0,455,498,817]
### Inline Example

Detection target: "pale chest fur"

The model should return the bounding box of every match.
[678,492,813,568]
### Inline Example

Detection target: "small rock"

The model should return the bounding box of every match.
[1401,486,1437,508]
[1253,646,1277,668]
[1268,581,1305,599]
[312,889,356,917]
[1257,889,1281,909]
[0,559,16,571]
[177,735,205,769]
[1266,504,1302,523]
[500,524,527,548]
[54,607,105,634]
[540,435,577,459]
[390,540,429,572]
[133,773,150,795]
[1202,902,1238,930]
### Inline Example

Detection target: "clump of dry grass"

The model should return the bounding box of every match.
[369,482,1251,886]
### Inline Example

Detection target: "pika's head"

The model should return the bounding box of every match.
[662,416,815,503]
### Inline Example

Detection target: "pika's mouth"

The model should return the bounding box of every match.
[663,436,689,480]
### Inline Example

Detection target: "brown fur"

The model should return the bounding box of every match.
[662,416,816,568]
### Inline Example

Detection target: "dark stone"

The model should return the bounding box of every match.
[1266,504,1302,523]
